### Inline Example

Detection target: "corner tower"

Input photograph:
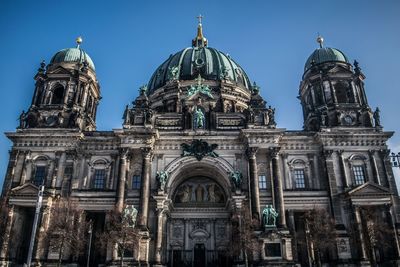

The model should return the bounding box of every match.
[22,37,100,131]
[299,36,377,131]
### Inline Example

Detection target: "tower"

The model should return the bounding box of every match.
[299,36,377,131]
[22,37,100,131]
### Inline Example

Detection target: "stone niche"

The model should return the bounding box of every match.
[260,230,293,262]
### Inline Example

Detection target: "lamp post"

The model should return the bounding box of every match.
[26,185,44,267]
[390,152,400,168]
[86,220,93,267]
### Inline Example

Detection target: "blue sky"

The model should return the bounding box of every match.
[0,1,400,186]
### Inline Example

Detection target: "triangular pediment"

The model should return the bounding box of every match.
[347,182,390,197]
[327,64,352,75]
[11,183,39,195]
[48,66,73,75]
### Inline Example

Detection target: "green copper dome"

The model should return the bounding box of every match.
[148,46,252,93]
[50,47,95,70]
[304,47,349,72]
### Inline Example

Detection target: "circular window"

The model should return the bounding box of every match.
[344,115,353,125]
[195,58,204,66]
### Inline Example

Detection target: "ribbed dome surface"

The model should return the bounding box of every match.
[50,47,95,70]
[304,47,349,71]
[148,47,251,93]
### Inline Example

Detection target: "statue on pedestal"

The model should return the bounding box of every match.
[156,170,169,191]
[122,205,138,228]
[262,205,278,228]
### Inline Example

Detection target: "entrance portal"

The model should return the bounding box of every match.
[194,244,206,267]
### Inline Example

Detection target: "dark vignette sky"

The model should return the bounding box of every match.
[0,0,400,186]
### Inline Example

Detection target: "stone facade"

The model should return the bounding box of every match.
[1,26,400,267]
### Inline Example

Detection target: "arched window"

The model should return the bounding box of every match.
[32,156,48,186]
[334,81,351,103]
[349,155,368,186]
[289,159,309,190]
[90,159,110,190]
[51,85,64,105]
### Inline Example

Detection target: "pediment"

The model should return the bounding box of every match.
[347,182,390,197]
[327,64,352,74]
[49,66,73,75]
[11,183,39,195]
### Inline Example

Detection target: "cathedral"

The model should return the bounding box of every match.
[1,19,400,267]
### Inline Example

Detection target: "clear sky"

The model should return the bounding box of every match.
[0,0,400,186]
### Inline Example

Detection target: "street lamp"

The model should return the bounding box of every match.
[86,220,93,267]
[390,152,400,168]
[26,185,44,267]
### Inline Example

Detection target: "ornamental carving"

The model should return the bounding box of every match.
[174,177,225,204]
[181,139,218,161]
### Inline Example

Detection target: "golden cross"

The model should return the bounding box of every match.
[197,14,203,24]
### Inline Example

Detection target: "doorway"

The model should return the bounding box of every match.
[194,243,206,267]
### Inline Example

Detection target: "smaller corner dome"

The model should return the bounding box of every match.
[50,47,95,71]
[304,47,349,72]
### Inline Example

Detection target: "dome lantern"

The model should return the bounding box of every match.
[192,15,208,48]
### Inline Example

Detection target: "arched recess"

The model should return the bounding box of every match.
[51,84,65,105]
[164,156,235,201]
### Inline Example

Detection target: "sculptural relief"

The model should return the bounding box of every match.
[174,177,225,204]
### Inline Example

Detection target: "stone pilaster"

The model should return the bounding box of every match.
[323,150,343,224]
[116,148,130,213]
[270,147,286,228]
[139,147,153,227]
[246,147,260,221]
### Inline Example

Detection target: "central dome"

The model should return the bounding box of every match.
[147,47,251,93]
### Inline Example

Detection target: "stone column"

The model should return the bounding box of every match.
[386,206,400,258]
[0,205,14,260]
[313,154,320,189]
[324,150,343,224]
[116,149,129,213]
[270,147,286,228]
[155,209,166,263]
[338,150,348,188]
[354,206,368,260]
[55,151,67,188]
[14,151,27,185]
[246,147,260,221]
[369,150,381,185]
[139,147,153,227]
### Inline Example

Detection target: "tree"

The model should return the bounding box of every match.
[361,207,395,265]
[46,197,89,266]
[0,196,9,243]
[304,208,337,267]
[230,201,259,267]
[98,206,140,267]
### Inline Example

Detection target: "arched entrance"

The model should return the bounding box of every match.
[164,158,234,267]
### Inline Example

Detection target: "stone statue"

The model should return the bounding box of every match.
[267,106,276,126]
[139,84,148,96]
[194,108,205,128]
[168,66,179,81]
[230,171,243,190]
[19,110,26,128]
[156,170,169,191]
[122,204,138,228]
[122,105,130,125]
[373,107,381,127]
[262,204,278,228]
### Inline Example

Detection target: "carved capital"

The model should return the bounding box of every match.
[268,147,281,158]
[141,147,153,160]
[120,148,131,160]
[246,147,258,159]
[323,149,334,158]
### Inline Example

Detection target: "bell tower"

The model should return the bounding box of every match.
[299,36,377,131]
[21,37,100,131]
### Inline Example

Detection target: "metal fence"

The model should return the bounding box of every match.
[166,250,232,267]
